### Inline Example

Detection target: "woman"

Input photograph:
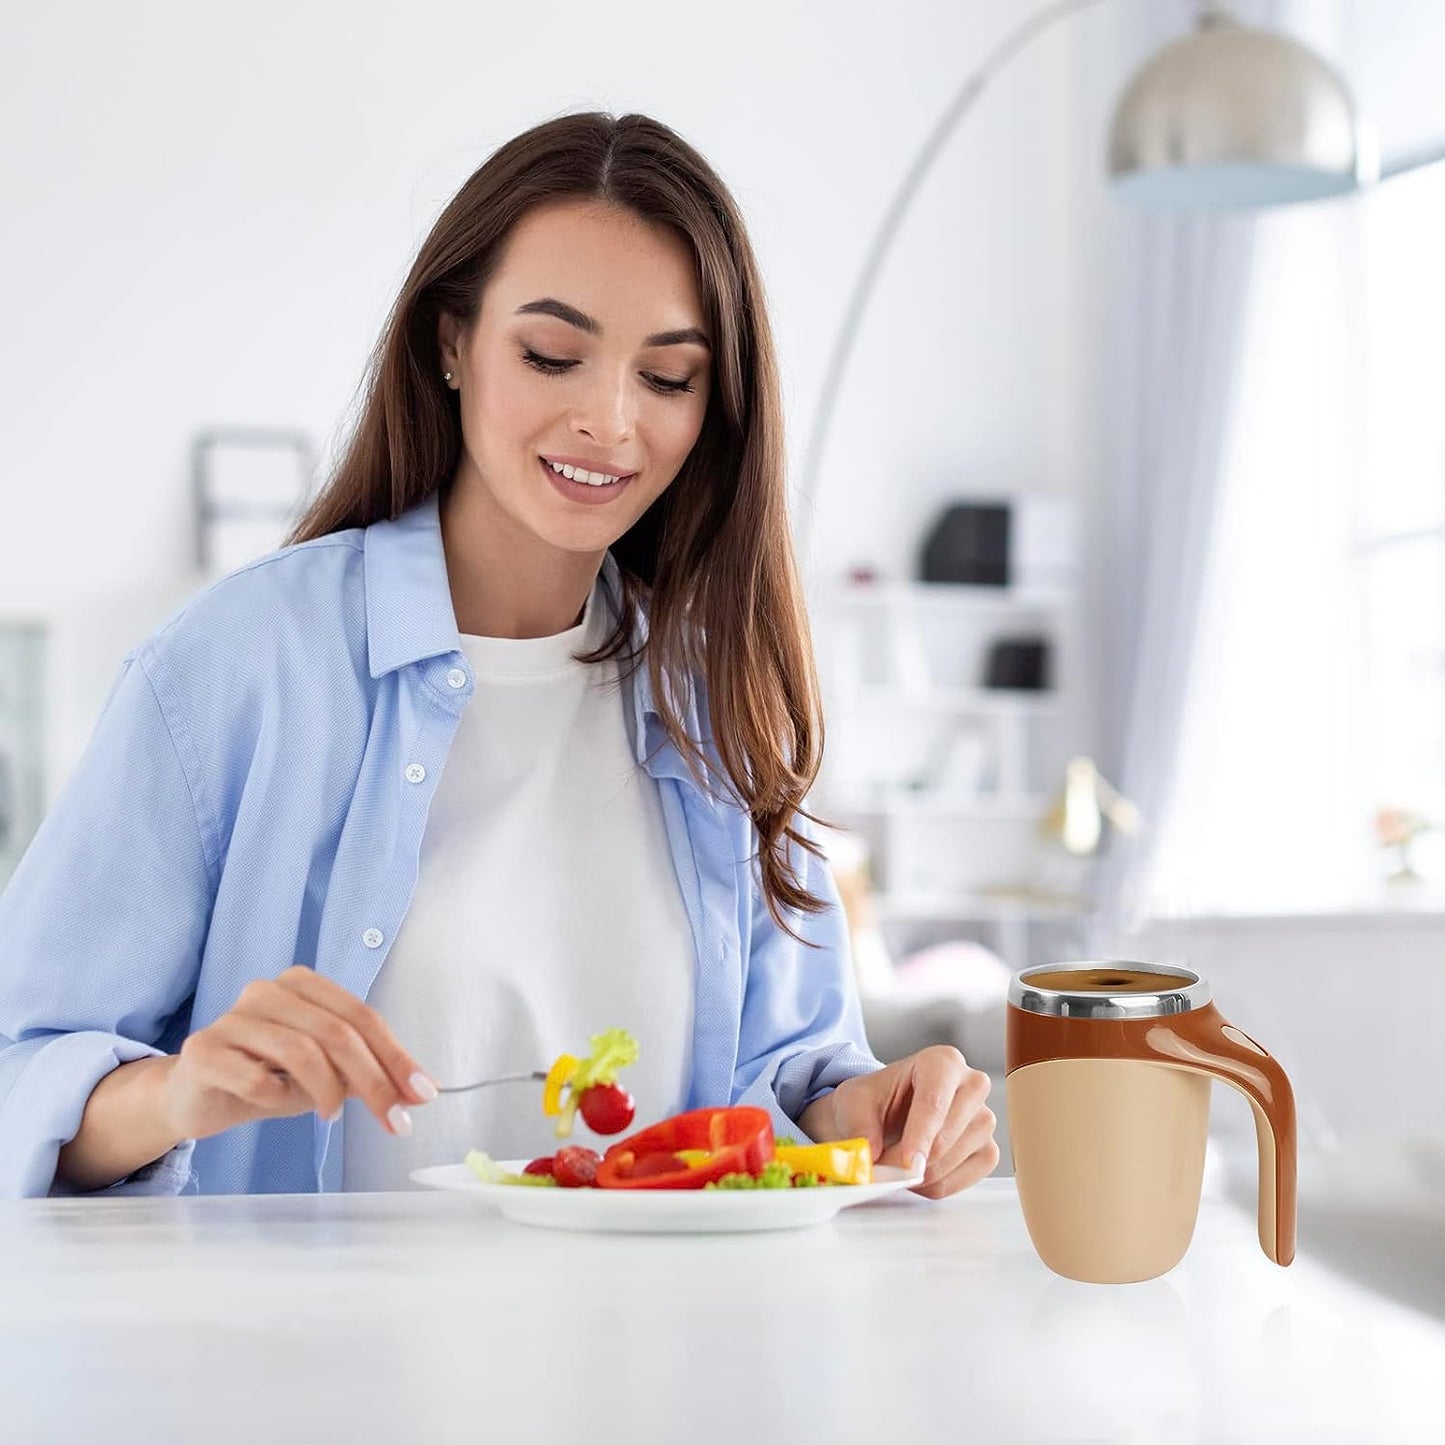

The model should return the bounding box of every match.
[0,112,997,1199]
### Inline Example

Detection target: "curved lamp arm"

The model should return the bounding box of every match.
[1382,140,1445,182]
[791,0,1445,555]
[793,0,1109,553]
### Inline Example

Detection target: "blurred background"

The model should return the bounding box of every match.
[3,1,1444,1267]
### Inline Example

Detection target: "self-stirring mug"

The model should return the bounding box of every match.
[1006,960,1297,1284]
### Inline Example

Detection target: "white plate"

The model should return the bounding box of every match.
[410,1160,925,1234]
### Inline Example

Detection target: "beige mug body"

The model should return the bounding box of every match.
[1005,962,1297,1285]
[1008,1056,1212,1283]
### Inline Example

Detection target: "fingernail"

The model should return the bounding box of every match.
[409,1071,439,1103]
[387,1105,414,1137]
[910,1152,928,1177]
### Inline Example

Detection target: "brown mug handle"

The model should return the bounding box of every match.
[1137,1002,1297,1266]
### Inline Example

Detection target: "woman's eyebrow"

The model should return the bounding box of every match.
[514,296,711,351]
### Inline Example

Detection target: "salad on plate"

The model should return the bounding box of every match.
[463,1028,875,1193]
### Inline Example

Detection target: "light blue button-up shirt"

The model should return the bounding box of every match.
[0,493,879,1197]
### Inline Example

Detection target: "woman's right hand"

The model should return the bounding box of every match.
[161,965,437,1143]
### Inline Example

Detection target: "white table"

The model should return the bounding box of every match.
[1,1176,1441,1444]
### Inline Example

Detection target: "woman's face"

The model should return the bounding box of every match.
[439,198,713,561]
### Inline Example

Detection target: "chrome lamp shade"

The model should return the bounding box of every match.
[1108,15,1377,209]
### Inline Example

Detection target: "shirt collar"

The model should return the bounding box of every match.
[362,491,709,780]
[363,493,462,680]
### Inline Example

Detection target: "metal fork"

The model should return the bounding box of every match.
[433,1070,549,1096]
[267,1067,548,1096]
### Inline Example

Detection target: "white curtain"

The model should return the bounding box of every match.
[1086,214,1260,944]
[1138,193,1373,919]
[1082,0,1266,944]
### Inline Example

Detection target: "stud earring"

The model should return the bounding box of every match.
[443,371,454,384]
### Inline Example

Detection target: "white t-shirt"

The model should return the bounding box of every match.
[342,578,696,1189]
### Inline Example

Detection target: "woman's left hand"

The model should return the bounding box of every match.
[797,1045,999,1199]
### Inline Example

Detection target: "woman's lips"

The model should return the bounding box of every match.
[538,456,634,506]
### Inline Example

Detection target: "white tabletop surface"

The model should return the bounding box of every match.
[1,1174,1441,1444]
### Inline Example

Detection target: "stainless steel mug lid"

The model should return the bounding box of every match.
[1008,960,1211,1019]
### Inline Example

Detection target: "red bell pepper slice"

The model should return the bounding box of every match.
[595,1106,775,1190]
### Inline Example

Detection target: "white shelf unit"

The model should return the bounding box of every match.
[812,577,1091,966]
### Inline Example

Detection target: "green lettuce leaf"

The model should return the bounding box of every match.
[569,1029,640,1093]
[705,1161,798,1190]
[555,1028,641,1137]
[465,1150,556,1187]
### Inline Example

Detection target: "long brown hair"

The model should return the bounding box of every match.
[285,111,830,938]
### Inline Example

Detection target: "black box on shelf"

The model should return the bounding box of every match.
[919,503,1010,586]
[983,637,1051,690]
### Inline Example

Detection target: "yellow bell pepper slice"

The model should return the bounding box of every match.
[542,1054,579,1117]
[774,1139,874,1186]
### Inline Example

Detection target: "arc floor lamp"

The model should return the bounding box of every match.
[795,0,1445,545]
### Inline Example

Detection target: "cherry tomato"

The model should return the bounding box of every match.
[578,1082,636,1135]
[552,1145,601,1188]
[522,1156,555,1178]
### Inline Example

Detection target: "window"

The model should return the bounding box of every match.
[1143,162,1445,916]
[1356,164,1445,881]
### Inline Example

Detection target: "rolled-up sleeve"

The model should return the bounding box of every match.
[0,650,214,1197]
[731,816,881,1139]
[1,1034,197,1197]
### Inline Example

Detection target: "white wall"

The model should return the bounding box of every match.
[1,0,1121,621]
